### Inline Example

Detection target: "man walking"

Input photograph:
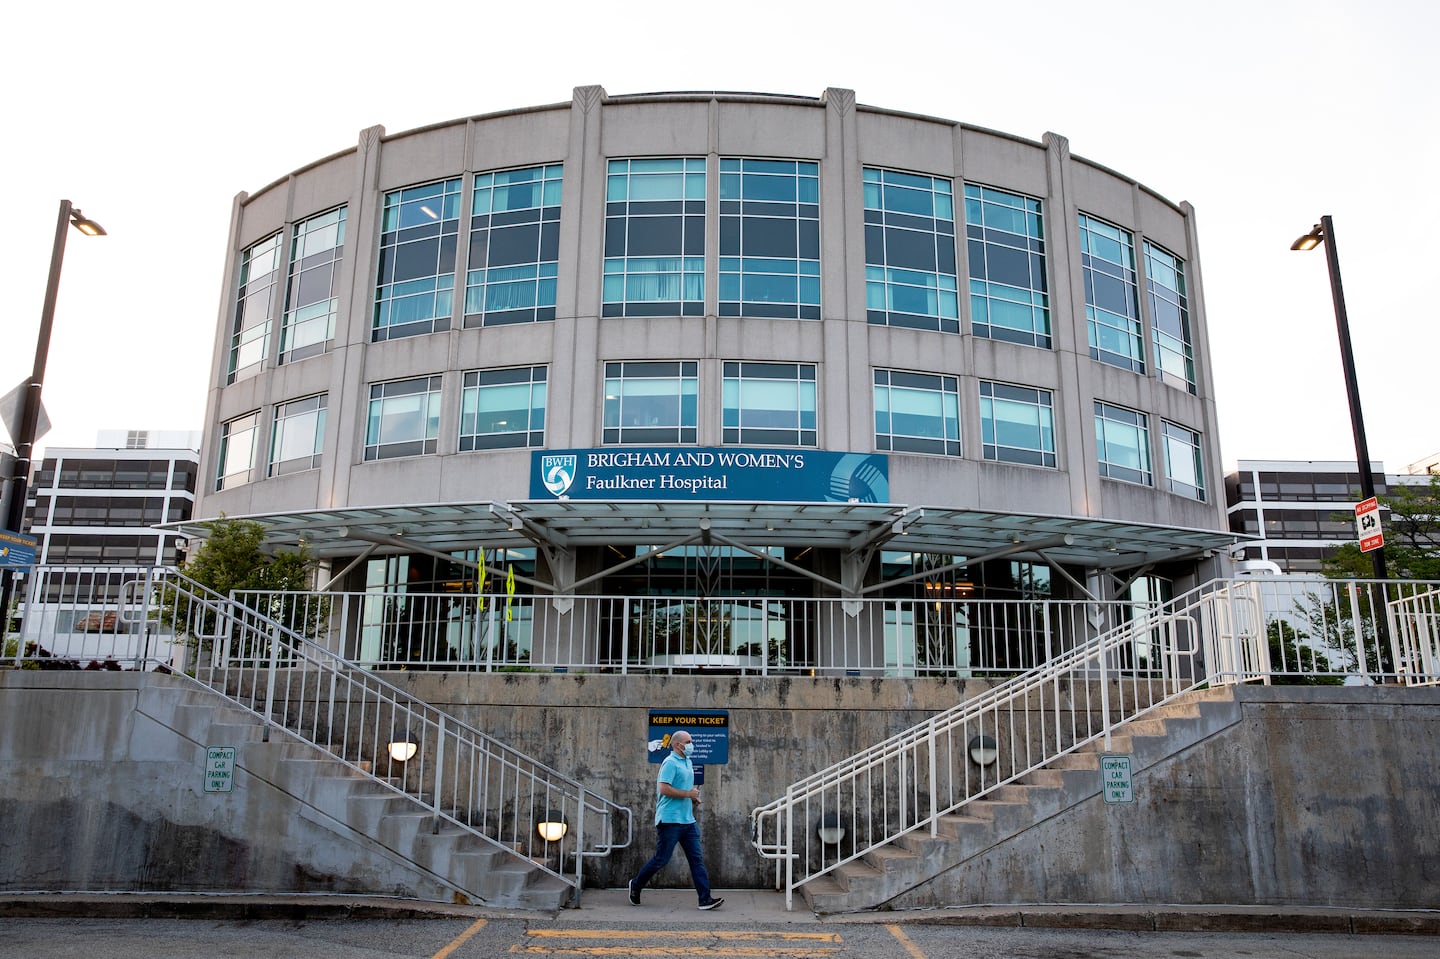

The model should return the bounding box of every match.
[628,729,723,910]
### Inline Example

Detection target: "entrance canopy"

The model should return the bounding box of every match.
[167,500,1239,583]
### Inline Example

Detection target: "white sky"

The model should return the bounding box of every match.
[2,0,1435,473]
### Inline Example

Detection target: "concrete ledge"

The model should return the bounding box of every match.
[891,903,1440,935]
[0,893,499,921]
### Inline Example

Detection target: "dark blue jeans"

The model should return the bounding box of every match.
[633,821,712,902]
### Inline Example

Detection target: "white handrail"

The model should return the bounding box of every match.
[749,581,1249,910]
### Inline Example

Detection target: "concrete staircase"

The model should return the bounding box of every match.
[142,676,571,909]
[800,686,1243,914]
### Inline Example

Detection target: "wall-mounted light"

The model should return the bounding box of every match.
[816,812,846,846]
[968,734,999,767]
[388,729,418,763]
[538,809,568,842]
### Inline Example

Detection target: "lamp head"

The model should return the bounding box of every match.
[69,207,106,237]
[388,731,418,763]
[538,809,568,842]
[1290,223,1324,251]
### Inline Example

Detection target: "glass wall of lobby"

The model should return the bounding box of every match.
[265,545,1169,678]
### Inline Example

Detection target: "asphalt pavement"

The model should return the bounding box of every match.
[2,887,1437,936]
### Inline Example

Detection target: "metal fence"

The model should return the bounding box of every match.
[7,565,632,903]
[748,575,1440,909]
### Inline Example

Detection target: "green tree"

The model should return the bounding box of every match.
[167,517,324,661]
[1324,474,1440,581]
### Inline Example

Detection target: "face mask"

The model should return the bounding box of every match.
[675,739,689,756]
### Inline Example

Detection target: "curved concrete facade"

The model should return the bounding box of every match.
[196,86,1226,600]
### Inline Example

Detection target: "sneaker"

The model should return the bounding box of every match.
[698,897,724,911]
[627,879,641,906]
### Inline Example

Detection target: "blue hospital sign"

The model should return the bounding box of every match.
[531,448,889,503]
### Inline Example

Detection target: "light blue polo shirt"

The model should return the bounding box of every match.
[655,751,696,824]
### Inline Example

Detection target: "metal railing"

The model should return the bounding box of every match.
[231,588,1157,677]
[748,575,1440,909]
[1391,586,1440,686]
[8,565,632,904]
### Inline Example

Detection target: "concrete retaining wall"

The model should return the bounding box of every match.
[2,670,1436,909]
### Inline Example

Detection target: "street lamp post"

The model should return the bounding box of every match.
[0,200,106,639]
[1290,215,1386,586]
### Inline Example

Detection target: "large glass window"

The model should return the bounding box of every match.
[1162,420,1205,500]
[863,168,959,332]
[365,376,442,461]
[1079,214,1143,372]
[980,381,1056,467]
[1144,241,1195,393]
[723,362,817,447]
[465,165,561,327]
[281,207,346,363]
[874,369,960,456]
[966,185,1050,348]
[216,411,260,490]
[374,179,462,341]
[603,158,705,317]
[719,159,820,319]
[228,234,281,383]
[269,394,327,476]
[1095,401,1152,486]
[460,367,547,450]
[603,362,697,444]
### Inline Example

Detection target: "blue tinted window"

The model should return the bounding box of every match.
[1144,241,1195,393]
[1095,401,1151,485]
[1162,420,1205,500]
[719,159,820,320]
[269,394,327,476]
[966,185,1049,349]
[374,180,462,341]
[229,234,281,383]
[863,168,959,333]
[281,208,346,364]
[722,362,817,447]
[603,361,698,444]
[1079,214,1142,372]
[980,382,1056,468]
[460,367,547,450]
[603,159,705,317]
[466,165,562,328]
[365,376,442,460]
[216,411,260,490]
[874,369,960,456]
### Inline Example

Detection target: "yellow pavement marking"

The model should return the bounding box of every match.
[885,924,927,959]
[511,929,843,956]
[525,931,840,941]
[433,918,487,959]
[509,949,839,957]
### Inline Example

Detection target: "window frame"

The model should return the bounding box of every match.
[1144,240,1196,394]
[373,179,462,342]
[862,167,960,333]
[269,393,327,477]
[364,375,443,461]
[460,366,548,450]
[718,158,821,320]
[464,164,563,328]
[979,381,1057,468]
[965,184,1051,349]
[280,206,346,363]
[1079,213,1144,373]
[1161,420,1206,500]
[602,158,706,318]
[873,369,961,457]
[228,234,281,384]
[602,361,699,445]
[1095,400,1153,486]
[216,410,261,491]
[722,361,818,447]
